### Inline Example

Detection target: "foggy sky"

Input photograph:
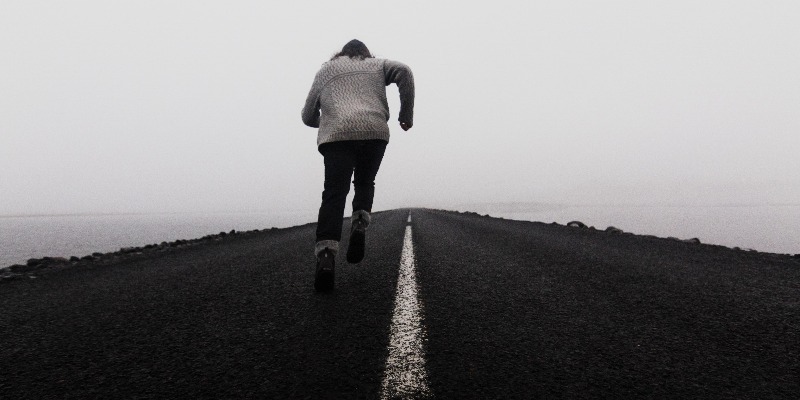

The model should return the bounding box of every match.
[2,1,799,215]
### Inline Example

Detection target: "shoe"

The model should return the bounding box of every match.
[314,249,335,292]
[346,216,367,264]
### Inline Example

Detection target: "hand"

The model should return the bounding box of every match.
[400,122,412,131]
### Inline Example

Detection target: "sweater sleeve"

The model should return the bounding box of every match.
[301,70,323,128]
[384,60,415,126]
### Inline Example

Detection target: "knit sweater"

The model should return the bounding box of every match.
[301,56,415,146]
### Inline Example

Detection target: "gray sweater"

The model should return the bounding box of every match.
[302,56,415,146]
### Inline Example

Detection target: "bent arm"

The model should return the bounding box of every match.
[301,72,323,128]
[384,60,415,127]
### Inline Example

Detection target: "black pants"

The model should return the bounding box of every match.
[316,140,387,242]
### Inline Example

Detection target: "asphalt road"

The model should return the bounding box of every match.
[1,208,798,399]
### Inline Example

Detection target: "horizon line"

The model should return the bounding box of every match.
[3,202,800,219]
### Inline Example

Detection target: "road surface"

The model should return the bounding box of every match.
[1,209,798,398]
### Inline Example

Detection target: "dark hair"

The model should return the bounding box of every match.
[331,39,374,60]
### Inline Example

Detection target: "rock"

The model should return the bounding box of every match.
[9,264,29,272]
[683,238,701,244]
[605,226,623,234]
[11,262,48,272]
[567,221,587,229]
[1,273,22,281]
[26,258,41,267]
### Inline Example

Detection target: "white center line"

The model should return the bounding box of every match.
[381,213,430,399]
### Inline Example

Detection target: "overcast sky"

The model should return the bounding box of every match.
[1,1,798,215]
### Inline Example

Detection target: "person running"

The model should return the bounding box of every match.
[302,39,415,292]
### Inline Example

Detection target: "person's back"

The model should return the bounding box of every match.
[302,55,414,146]
[301,39,414,292]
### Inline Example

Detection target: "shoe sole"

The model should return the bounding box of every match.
[314,268,334,292]
[346,230,366,264]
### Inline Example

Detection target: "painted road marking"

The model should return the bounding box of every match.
[381,213,430,399]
